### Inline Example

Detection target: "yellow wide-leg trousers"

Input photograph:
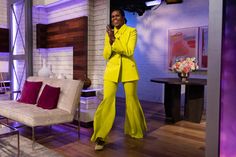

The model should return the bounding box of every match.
[91,80,147,142]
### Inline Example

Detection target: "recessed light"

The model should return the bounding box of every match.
[145,0,162,7]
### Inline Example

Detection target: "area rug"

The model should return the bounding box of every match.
[0,135,63,157]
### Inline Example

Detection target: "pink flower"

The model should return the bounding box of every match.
[171,57,198,73]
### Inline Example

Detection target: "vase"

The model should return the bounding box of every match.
[83,74,91,89]
[57,73,66,79]
[178,72,190,82]
[38,58,51,77]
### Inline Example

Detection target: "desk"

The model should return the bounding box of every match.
[151,78,207,123]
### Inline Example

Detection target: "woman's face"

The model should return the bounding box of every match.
[111,10,125,29]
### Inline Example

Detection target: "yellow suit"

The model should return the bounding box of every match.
[103,24,139,82]
[91,24,147,142]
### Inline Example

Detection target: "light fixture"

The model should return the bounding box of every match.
[145,0,162,7]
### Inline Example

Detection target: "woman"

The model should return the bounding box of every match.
[91,8,147,151]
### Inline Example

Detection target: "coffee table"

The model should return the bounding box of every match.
[0,122,20,157]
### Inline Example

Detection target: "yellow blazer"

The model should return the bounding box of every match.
[103,24,139,83]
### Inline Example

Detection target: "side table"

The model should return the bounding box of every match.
[74,88,102,128]
[151,78,207,123]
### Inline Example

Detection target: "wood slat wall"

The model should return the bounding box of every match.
[36,16,88,80]
[0,28,9,52]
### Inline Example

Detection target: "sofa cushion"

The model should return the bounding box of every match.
[37,84,60,109]
[0,100,73,127]
[17,80,42,104]
[27,77,84,115]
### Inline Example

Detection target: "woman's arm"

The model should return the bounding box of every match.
[111,28,137,57]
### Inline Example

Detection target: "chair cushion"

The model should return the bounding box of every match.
[37,84,60,109]
[17,80,42,104]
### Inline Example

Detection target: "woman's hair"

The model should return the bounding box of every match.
[111,8,127,23]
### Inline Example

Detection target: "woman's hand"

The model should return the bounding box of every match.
[106,25,115,45]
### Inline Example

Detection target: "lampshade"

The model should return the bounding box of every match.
[0,61,9,72]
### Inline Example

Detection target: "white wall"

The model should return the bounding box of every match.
[0,0,8,28]
[87,0,109,87]
[32,0,108,83]
[116,0,209,102]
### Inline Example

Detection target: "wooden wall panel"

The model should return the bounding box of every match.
[36,16,88,80]
[36,24,47,48]
[0,28,9,52]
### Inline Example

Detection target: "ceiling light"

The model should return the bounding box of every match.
[145,0,162,7]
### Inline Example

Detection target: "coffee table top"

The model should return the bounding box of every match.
[0,122,18,138]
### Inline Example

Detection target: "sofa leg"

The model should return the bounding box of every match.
[77,121,80,139]
[32,127,35,148]
[77,104,80,139]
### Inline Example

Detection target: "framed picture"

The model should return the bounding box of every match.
[168,27,199,67]
[199,26,208,70]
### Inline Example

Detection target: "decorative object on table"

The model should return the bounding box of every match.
[177,72,190,82]
[57,73,66,79]
[38,58,51,77]
[49,64,56,78]
[171,57,199,82]
[49,73,56,78]
[83,74,91,89]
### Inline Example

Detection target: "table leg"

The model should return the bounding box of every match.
[164,84,181,122]
[17,132,20,157]
[185,85,204,123]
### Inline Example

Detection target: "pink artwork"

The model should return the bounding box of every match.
[168,27,199,67]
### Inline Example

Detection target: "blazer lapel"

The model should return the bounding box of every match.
[114,24,127,39]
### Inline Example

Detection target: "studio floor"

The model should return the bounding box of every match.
[0,95,205,157]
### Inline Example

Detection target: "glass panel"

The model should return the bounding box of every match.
[12,60,25,99]
[12,1,25,55]
[10,0,27,100]
[0,123,17,135]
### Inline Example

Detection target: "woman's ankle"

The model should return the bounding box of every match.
[95,137,105,145]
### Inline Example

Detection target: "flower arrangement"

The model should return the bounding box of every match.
[171,57,199,74]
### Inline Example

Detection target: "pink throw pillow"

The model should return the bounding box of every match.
[37,84,60,109]
[17,81,43,104]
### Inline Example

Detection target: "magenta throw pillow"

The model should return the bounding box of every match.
[37,84,60,109]
[17,81,43,104]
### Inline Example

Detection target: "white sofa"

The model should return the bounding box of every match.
[0,76,84,142]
